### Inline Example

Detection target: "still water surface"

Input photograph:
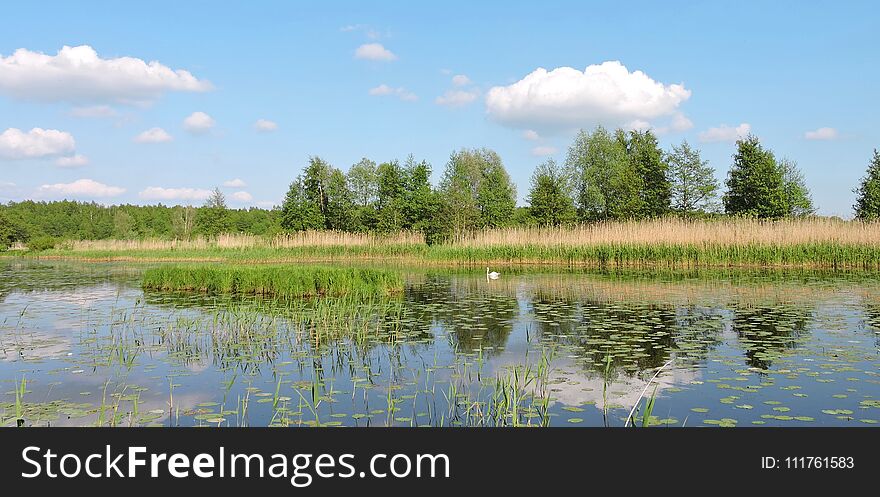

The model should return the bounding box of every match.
[1,260,878,427]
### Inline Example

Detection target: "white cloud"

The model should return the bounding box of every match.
[354,43,397,61]
[256,200,277,209]
[485,61,691,132]
[69,105,118,118]
[452,74,471,87]
[435,89,478,107]
[139,186,212,202]
[0,127,75,159]
[626,119,652,131]
[523,129,540,141]
[0,45,211,104]
[670,112,694,132]
[183,111,215,133]
[231,191,253,202]
[531,145,558,156]
[804,127,838,141]
[134,127,173,143]
[37,178,124,198]
[254,118,278,132]
[55,154,89,168]
[223,178,247,188]
[698,123,751,143]
[369,84,417,101]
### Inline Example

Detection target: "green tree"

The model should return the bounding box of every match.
[667,140,719,213]
[171,205,197,239]
[621,129,670,216]
[402,156,444,243]
[347,158,378,208]
[439,148,516,237]
[281,157,342,232]
[723,135,787,218]
[476,152,517,228]
[779,158,814,217]
[325,168,355,231]
[854,149,880,220]
[565,126,644,220]
[196,188,231,236]
[527,158,576,226]
[346,157,379,232]
[280,176,324,231]
[0,209,21,248]
[375,160,406,232]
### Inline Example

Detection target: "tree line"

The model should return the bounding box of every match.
[3,127,880,249]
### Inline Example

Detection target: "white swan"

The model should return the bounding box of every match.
[486,267,500,280]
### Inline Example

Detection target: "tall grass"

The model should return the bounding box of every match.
[39,218,880,268]
[69,231,424,251]
[142,265,403,298]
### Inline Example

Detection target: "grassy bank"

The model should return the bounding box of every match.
[142,265,403,298]
[28,217,880,269]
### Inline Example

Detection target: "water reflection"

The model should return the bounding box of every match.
[1,261,879,427]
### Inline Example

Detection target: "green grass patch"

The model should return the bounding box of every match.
[141,264,403,299]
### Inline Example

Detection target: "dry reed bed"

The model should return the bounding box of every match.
[454,218,880,247]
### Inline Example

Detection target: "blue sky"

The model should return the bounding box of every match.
[0,0,877,216]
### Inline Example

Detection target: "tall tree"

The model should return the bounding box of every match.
[476,151,517,228]
[347,157,378,208]
[0,209,21,248]
[565,126,644,220]
[723,135,787,218]
[402,156,444,243]
[196,187,231,235]
[439,148,516,237]
[280,176,324,231]
[171,205,196,239]
[854,149,880,220]
[527,158,576,226]
[667,140,719,213]
[779,158,814,217]
[375,160,406,232]
[621,129,671,216]
[325,168,355,231]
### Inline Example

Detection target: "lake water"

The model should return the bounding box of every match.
[1,259,879,427]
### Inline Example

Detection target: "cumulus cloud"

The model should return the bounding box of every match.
[139,186,212,202]
[354,43,397,61]
[55,154,89,168]
[0,45,211,104]
[0,127,76,160]
[531,145,558,156]
[804,127,838,140]
[698,123,751,143]
[231,191,253,202]
[223,178,247,188]
[485,61,691,133]
[183,111,215,133]
[254,119,278,132]
[452,74,471,87]
[37,179,124,198]
[134,127,173,143]
[435,89,478,107]
[369,84,417,101]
